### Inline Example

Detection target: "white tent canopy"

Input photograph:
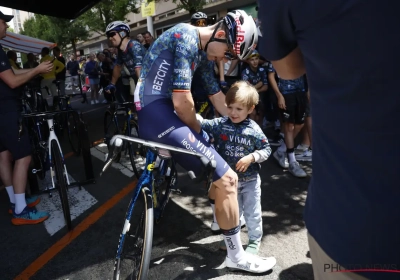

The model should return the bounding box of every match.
[0,31,56,54]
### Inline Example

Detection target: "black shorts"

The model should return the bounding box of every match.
[280,91,308,124]
[305,99,311,118]
[0,112,31,160]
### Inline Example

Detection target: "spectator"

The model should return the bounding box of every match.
[52,47,66,95]
[66,54,80,95]
[0,11,51,225]
[23,53,39,69]
[6,50,20,69]
[136,33,145,45]
[39,47,65,106]
[143,31,154,49]
[84,54,101,104]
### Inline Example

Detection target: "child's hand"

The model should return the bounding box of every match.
[236,154,254,172]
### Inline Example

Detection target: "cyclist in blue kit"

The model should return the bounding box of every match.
[104,21,146,100]
[134,10,276,273]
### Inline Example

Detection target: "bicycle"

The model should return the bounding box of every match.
[22,111,73,230]
[103,92,144,179]
[101,135,216,280]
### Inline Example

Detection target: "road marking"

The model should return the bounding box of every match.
[15,180,137,280]
[35,172,98,236]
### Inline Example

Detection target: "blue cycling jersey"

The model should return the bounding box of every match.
[136,23,220,110]
[268,64,306,94]
[116,39,146,77]
[241,66,268,87]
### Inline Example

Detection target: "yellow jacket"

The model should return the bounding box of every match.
[40,55,65,80]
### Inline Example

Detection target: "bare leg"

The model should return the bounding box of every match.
[12,156,31,194]
[0,150,13,187]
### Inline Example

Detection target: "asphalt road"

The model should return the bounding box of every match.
[0,90,314,280]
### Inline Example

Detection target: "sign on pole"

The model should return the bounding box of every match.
[141,0,155,17]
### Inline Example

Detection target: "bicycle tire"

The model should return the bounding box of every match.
[113,187,153,280]
[127,119,143,179]
[51,140,72,230]
[67,112,81,156]
[104,110,122,162]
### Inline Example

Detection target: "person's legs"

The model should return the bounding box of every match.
[59,80,66,96]
[308,233,367,280]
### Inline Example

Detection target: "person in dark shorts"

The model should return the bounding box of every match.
[268,63,307,178]
[0,11,52,225]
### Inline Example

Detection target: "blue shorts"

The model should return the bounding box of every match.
[137,98,230,181]
[89,78,100,85]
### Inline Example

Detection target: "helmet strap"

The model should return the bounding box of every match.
[204,22,227,52]
[117,32,128,50]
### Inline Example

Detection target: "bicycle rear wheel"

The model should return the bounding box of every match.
[113,187,153,280]
[51,140,72,230]
[104,110,122,162]
[127,119,144,179]
[67,112,81,156]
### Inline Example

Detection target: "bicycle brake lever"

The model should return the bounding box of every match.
[100,137,123,176]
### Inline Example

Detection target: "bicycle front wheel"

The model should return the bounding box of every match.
[113,187,153,280]
[51,140,72,230]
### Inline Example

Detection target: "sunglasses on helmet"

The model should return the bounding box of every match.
[194,19,207,26]
[107,31,117,38]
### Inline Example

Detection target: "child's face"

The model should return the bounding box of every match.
[249,56,260,68]
[227,102,255,123]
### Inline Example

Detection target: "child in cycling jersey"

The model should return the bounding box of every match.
[241,50,268,128]
[200,81,271,254]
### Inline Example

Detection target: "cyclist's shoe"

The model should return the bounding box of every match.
[8,196,41,214]
[11,206,49,225]
[225,253,276,273]
[245,240,261,255]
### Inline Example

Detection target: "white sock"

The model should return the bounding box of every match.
[223,226,245,262]
[288,152,296,163]
[278,142,287,152]
[15,193,27,214]
[5,186,15,203]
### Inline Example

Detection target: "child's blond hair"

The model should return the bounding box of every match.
[225,81,259,109]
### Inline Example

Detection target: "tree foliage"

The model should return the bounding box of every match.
[21,15,88,55]
[172,0,207,15]
[79,0,143,35]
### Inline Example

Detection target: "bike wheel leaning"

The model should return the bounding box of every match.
[113,187,153,280]
[67,112,81,156]
[104,110,122,162]
[127,119,144,179]
[51,140,72,230]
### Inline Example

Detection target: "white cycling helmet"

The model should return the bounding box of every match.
[105,21,130,36]
[191,12,207,21]
[223,10,258,60]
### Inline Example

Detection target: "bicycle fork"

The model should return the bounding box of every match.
[47,119,71,191]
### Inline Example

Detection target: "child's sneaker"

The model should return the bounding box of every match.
[225,252,276,273]
[8,196,41,214]
[245,240,261,254]
[288,161,307,178]
[11,206,49,225]
[295,149,312,162]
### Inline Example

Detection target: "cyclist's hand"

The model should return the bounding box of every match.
[105,83,116,94]
[36,61,53,74]
[277,95,286,110]
[236,154,254,173]
[220,80,228,89]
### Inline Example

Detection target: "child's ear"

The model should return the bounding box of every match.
[248,105,256,114]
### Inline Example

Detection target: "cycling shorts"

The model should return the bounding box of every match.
[137,98,230,181]
[0,112,31,160]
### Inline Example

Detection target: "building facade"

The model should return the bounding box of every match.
[75,0,257,56]
[11,9,33,33]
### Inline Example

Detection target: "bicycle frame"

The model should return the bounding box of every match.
[47,117,71,188]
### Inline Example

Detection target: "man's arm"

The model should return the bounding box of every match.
[208,91,228,116]
[0,62,52,89]
[173,91,200,133]
[111,64,122,85]
[268,72,281,97]
[271,47,305,80]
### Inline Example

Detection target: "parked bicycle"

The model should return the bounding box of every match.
[22,111,75,230]
[101,135,216,280]
[103,91,144,179]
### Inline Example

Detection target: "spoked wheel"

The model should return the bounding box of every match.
[127,119,145,179]
[67,112,81,156]
[51,140,72,230]
[113,188,153,280]
[104,110,122,162]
